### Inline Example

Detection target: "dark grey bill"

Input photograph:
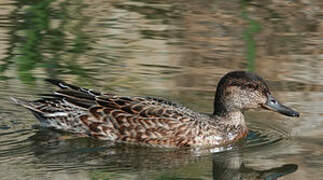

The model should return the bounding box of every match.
[264,94,300,117]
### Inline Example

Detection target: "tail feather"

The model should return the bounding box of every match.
[10,80,106,134]
[10,96,89,133]
[10,97,50,124]
[10,97,43,113]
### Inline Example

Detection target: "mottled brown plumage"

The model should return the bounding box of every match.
[11,71,299,148]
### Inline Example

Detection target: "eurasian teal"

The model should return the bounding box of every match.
[11,71,299,148]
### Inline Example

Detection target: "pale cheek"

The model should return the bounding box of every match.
[227,93,251,109]
[224,89,266,110]
[235,91,265,109]
[241,99,258,109]
[247,93,266,108]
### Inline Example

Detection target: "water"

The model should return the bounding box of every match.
[0,0,322,179]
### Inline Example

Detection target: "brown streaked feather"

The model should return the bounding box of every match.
[12,78,253,148]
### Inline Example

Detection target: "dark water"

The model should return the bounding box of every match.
[0,0,322,179]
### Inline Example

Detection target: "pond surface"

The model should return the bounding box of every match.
[0,0,322,179]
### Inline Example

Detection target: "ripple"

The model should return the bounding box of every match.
[245,123,287,149]
[0,128,34,163]
[0,118,290,167]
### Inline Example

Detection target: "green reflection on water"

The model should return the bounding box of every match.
[17,0,52,82]
[241,1,261,72]
[1,0,93,83]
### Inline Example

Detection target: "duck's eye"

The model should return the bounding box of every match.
[270,99,277,104]
[240,83,257,90]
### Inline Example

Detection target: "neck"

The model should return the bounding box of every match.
[213,85,231,116]
[209,111,247,142]
[213,100,228,116]
[220,111,245,127]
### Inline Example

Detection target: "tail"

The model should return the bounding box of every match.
[10,97,48,123]
[11,97,42,112]
[10,79,101,134]
[10,96,89,133]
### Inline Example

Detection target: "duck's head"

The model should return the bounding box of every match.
[213,71,299,117]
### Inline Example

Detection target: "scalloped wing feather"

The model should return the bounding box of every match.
[82,95,200,147]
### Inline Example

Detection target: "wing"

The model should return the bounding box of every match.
[80,95,200,147]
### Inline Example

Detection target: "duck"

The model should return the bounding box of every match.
[11,71,299,148]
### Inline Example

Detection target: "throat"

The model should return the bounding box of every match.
[215,111,246,128]
[224,111,245,127]
[220,111,247,142]
[207,111,248,145]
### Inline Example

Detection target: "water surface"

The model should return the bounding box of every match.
[0,0,322,179]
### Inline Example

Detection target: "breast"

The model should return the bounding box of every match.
[232,125,248,142]
[191,123,248,148]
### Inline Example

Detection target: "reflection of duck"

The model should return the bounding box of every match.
[213,151,298,180]
[28,130,298,179]
[12,71,299,148]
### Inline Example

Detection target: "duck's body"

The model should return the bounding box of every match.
[12,71,299,148]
